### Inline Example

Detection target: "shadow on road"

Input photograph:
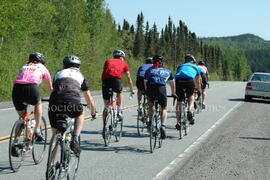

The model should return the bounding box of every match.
[239,137,270,141]
[80,139,150,154]
[228,98,245,102]
[0,161,12,174]
[229,98,270,104]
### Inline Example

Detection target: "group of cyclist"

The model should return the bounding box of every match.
[11,49,209,157]
[136,54,209,139]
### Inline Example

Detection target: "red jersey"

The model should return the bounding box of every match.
[102,58,129,80]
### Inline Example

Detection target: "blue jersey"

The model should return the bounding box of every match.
[175,62,200,79]
[144,66,174,85]
[137,64,152,78]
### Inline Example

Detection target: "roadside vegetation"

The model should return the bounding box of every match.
[0,0,251,101]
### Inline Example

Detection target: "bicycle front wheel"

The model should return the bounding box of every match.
[67,136,80,180]
[9,119,25,172]
[32,116,47,164]
[46,133,62,180]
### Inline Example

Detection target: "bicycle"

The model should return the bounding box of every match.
[103,88,123,146]
[137,92,149,136]
[149,98,163,153]
[9,101,48,172]
[176,90,190,139]
[45,102,88,180]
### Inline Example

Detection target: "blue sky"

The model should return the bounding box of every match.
[105,0,270,40]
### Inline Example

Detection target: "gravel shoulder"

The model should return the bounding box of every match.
[173,99,270,180]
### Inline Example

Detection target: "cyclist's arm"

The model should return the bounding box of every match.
[83,90,96,116]
[144,80,147,90]
[123,71,134,93]
[195,76,200,90]
[169,80,176,96]
[44,80,53,93]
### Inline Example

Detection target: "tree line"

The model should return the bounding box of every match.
[0,0,250,101]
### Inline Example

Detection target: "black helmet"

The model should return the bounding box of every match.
[113,50,126,58]
[152,55,164,63]
[145,57,153,64]
[29,52,46,64]
[198,60,205,65]
[184,54,196,63]
[63,55,81,68]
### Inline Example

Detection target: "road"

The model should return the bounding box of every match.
[172,96,270,180]
[0,81,262,180]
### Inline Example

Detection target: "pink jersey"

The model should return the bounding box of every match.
[198,65,208,75]
[14,63,51,85]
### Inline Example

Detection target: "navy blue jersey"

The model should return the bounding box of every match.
[144,66,174,85]
[137,64,152,78]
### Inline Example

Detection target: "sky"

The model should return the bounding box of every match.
[105,0,270,40]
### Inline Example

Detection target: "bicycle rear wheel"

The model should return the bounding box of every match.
[103,110,112,146]
[149,119,155,153]
[137,109,144,136]
[9,119,25,172]
[67,136,80,180]
[46,133,62,180]
[32,116,47,164]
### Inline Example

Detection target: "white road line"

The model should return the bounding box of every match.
[152,101,243,180]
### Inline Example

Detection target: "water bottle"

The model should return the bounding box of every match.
[65,133,72,142]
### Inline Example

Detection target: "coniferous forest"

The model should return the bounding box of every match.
[0,0,252,101]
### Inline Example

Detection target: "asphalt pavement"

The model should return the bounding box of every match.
[0,81,249,180]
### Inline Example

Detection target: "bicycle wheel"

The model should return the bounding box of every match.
[149,118,156,153]
[137,109,144,136]
[32,116,47,164]
[46,133,62,180]
[103,110,112,146]
[9,119,25,172]
[183,114,189,136]
[115,119,123,142]
[67,136,80,180]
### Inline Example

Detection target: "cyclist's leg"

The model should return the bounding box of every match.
[34,101,42,130]
[102,79,112,129]
[175,80,185,124]
[136,77,144,108]
[158,86,168,126]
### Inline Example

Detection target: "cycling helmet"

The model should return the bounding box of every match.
[63,55,81,68]
[113,50,126,58]
[145,57,153,64]
[198,60,205,65]
[152,55,164,63]
[184,54,196,63]
[29,52,46,64]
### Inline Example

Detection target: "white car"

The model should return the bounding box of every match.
[245,72,270,101]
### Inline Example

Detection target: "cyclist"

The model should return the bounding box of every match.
[12,52,52,144]
[48,55,96,154]
[175,54,201,127]
[144,55,175,139]
[136,57,153,112]
[101,50,135,137]
[198,60,209,109]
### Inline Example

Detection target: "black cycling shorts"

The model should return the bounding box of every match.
[136,77,145,92]
[201,82,207,90]
[176,79,195,101]
[48,101,83,129]
[102,78,123,100]
[12,83,40,111]
[146,85,167,108]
